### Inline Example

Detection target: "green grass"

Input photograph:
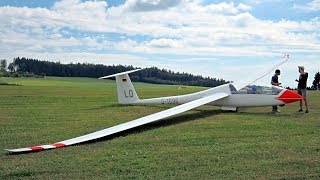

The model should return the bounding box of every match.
[0,76,319,179]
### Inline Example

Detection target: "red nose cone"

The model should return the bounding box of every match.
[276,89,303,104]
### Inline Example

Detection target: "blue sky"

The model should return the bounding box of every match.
[0,0,319,87]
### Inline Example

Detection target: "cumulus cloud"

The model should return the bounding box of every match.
[122,0,182,11]
[146,38,181,48]
[246,0,283,5]
[237,3,252,11]
[293,0,320,12]
[0,0,319,68]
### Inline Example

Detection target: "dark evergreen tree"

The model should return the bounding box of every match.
[11,57,229,87]
[312,71,320,90]
[8,63,16,72]
[0,59,7,72]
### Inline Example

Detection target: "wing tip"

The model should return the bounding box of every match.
[5,143,67,154]
[5,148,31,153]
[282,54,290,59]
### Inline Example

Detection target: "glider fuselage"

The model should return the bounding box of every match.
[132,83,301,109]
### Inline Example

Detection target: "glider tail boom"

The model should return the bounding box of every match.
[99,69,141,104]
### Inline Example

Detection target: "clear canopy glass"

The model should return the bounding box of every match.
[229,84,283,95]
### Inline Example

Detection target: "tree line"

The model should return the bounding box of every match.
[0,57,228,87]
[1,58,320,89]
[312,72,320,90]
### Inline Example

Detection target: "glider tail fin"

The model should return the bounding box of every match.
[115,73,140,104]
[99,69,141,104]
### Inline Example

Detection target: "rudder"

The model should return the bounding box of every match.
[99,69,141,104]
[115,74,140,104]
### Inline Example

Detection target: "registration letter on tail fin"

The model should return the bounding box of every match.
[99,69,141,104]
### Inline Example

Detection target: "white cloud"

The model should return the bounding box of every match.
[0,0,319,56]
[237,3,252,11]
[198,2,239,14]
[145,38,181,48]
[0,0,319,86]
[246,0,283,5]
[122,0,182,11]
[294,0,320,12]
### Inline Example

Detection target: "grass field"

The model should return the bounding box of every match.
[0,76,320,179]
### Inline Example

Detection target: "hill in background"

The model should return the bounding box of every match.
[4,57,229,87]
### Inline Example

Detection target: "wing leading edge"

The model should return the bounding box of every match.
[6,93,229,153]
[233,54,289,91]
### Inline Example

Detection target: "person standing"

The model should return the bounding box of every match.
[271,69,281,113]
[295,66,309,113]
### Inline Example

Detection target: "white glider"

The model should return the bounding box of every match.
[6,55,302,153]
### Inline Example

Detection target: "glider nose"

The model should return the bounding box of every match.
[276,89,303,104]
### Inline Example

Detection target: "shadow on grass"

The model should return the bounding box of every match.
[0,82,21,86]
[237,109,306,117]
[87,103,178,111]
[81,109,223,145]
[88,103,222,111]
[0,171,33,179]
[7,109,223,155]
[87,103,133,110]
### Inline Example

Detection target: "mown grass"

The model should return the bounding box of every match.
[0,76,319,179]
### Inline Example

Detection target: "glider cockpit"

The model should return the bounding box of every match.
[229,84,283,95]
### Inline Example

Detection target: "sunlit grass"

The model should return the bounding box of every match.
[0,76,319,179]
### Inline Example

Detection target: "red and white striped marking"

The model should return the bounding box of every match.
[6,143,67,153]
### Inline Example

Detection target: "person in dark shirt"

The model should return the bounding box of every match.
[295,66,309,113]
[271,69,281,113]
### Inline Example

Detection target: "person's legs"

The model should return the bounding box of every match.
[305,99,308,110]
[299,100,303,110]
[272,105,278,113]
[297,89,303,111]
[301,89,309,113]
[304,99,309,113]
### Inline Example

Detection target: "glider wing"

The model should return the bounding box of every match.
[233,54,289,91]
[6,93,228,153]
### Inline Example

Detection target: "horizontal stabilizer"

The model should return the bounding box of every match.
[98,69,141,79]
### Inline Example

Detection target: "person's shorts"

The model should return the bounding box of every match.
[297,88,307,99]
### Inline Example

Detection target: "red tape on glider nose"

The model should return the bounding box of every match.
[276,90,303,103]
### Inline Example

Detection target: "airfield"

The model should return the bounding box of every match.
[0,76,319,179]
